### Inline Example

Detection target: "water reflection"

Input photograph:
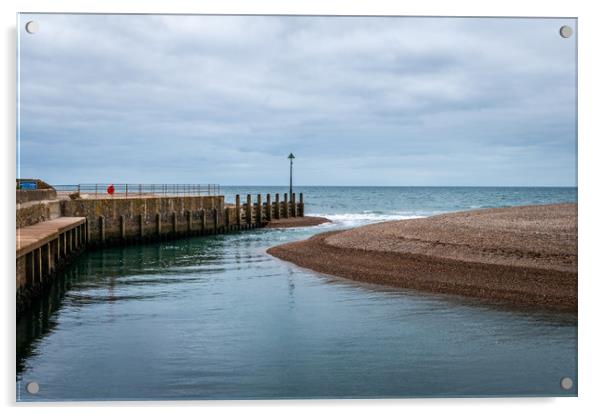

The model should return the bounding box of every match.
[287,267,296,311]
[17,236,221,371]
[17,228,577,400]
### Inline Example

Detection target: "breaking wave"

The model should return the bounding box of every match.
[316,211,427,228]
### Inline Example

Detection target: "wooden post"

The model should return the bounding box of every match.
[56,233,61,261]
[246,194,252,225]
[61,232,67,257]
[213,208,219,234]
[275,193,280,219]
[299,193,304,217]
[266,194,272,221]
[200,209,206,234]
[48,242,54,272]
[236,195,241,227]
[120,215,126,240]
[42,243,51,276]
[291,193,297,217]
[187,210,192,232]
[31,249,38,284]
[53,238,60,264]
[99,216,106,243]
[34,248,42,285]
[85,219,90,243]
[172,212,177,234]
[38,246,44,283]
[283,193,289,218]
[256,194,262,225]
[26,252,34,286]
[139,214,144,238]
[225,207,230,230]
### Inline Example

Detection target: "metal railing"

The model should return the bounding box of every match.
[53,183,221,199]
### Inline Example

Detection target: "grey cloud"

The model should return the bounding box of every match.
[18,14,576,185]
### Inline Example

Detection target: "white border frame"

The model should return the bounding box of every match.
[2,1,600,414]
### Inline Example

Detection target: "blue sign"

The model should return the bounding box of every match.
[19,181,37,190]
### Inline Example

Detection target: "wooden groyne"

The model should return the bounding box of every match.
[16,190,304,315]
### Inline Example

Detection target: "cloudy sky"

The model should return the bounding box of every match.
[18,14,576,186]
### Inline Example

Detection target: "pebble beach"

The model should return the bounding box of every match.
[267,203,577,312]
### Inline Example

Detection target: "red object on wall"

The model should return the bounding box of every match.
[107,184,115,195]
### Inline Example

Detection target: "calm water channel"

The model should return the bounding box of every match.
[17,187,577,400]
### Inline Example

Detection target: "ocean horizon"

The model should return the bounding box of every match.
[220,185,577,227]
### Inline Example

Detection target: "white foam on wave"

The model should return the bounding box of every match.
[316,212,426,228]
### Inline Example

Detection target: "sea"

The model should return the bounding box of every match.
[17,186,578,401]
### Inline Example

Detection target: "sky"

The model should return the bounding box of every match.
[17,14,577,186]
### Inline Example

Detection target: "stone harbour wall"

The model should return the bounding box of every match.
[59,193,304,246]
[16,200,62,228]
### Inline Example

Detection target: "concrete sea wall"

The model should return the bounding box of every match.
[62,195,226,245]
[60,193,304,246]
[17,189,57,204]
[16,200,62,228]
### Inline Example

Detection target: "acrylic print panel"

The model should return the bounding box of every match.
[16,14,577,401]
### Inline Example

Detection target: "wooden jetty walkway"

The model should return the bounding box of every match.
[17,217,87,300]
